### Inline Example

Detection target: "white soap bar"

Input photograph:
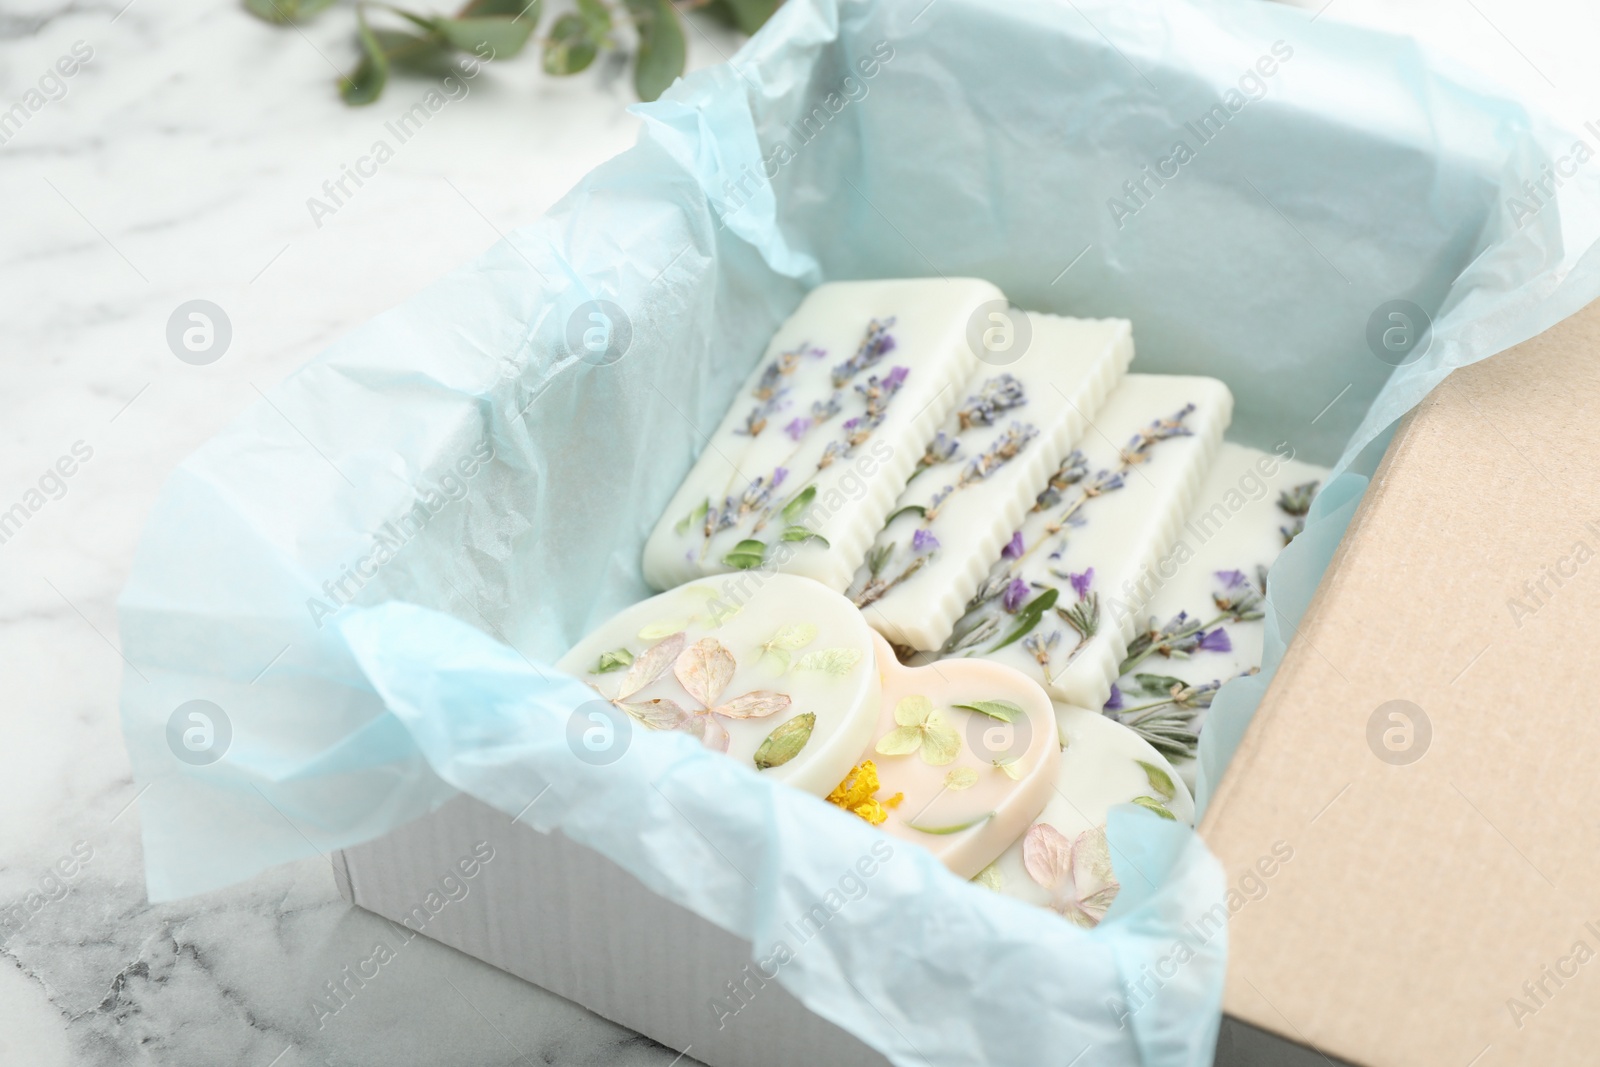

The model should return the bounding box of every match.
[1105,441,1327,786]
[848,314,1133,652]
[643,278,1003,592]
[851,633,1060,880]
[942,374,1232,719]
[976,705,1194,922]
[556,574,881,797]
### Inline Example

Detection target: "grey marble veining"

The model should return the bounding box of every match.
[0,1,736,1062]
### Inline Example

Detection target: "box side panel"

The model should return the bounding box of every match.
[338,795,890,1067]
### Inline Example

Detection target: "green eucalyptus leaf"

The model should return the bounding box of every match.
[1136,760,1177,801]
[885,504,925,524]
[953,699,1024,723]
[714,0,783,34]
[722,538,767,570]
[371,29,457,75]
[340,8,391,106]
[544,12,599,74]
[245,0,338,25]
[753,713,814,770]
[429,13,539,57]
[780,485,817,523]
[674,497,709,536]
[459,0,539,16]
[575,0,612,34]
[1130,795,1177,821]
[625,0,685,102]
[593,647,633,674]
[906,812,995,836]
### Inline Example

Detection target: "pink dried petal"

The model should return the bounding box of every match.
[675,638,736,707]
[617,632,686,700]
[1021,823,1073,891]
[713,691,791,720]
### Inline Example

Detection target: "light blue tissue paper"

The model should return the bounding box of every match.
[119,0,1600,1061]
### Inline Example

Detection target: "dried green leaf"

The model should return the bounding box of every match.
[780,524,828,546]
[639,617,692,640]
[339,7,390,106]
[1130,795,1177,821]
[767,623,817,651]
[973,863,1004,891]
[625,0,685,101]
[722,538,767,570]
[1136,760,1177,801]
[885,504,926,525]
[944,767,979,791]
[593,647,633,674]
[907,811,994,835]
[953,699,1024,723]
[893,695,933,727]
[1135,673,1186,696]
[874,725,923,756]
[792,647,862,676]
[921,717,961,766]
[780,485,817,524]
[993,759,1022,780]
[543,12,598,74]
[753,713,814,770]
[674,497,709,535]
[704,0,783,34]
[987,587,1059,653]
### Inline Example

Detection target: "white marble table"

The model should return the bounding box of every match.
[2,0,1596,1064]
[0,1,741,1063]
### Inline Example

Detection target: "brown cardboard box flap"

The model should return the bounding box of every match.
[1202,298,1600,1067]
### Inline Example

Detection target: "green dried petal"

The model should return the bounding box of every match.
[753,713,815,770]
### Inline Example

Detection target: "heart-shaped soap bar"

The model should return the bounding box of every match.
[975,705,1194,923]
[844,632,1059,879]
[557,574,881,797]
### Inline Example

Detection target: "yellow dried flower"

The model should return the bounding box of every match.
[826,760,897,826]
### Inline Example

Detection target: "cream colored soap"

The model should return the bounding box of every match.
[849,314,1133,652]
[556,574,880,797]
[643,278,1002,592]
[1106,442,1328,788]
[943,374,1232,721]
[977,705,1194,922]
[858,633,1059,879]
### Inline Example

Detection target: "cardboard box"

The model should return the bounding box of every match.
[338,305,1600,1067]
[335,793,890,1067]
[1202,298,1600,1066]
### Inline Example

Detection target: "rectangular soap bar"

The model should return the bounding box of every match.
[1105,441,1328,782]
[643,278,1003,592]
[941,374,1232,713]
[847,314,1133,652]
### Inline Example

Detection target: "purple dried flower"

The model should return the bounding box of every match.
[883,364,909,390]
[1103,684,1124,712]
[912,528,940,554]
[1068,568,1094,600]
[785,418,812,441]
[842,416,862,432]
[1001,530,1024,559]
[1002,577,1030,613]
[771,467,788,491]
[1196,628,1232,654]
[1215,569,1247,589]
